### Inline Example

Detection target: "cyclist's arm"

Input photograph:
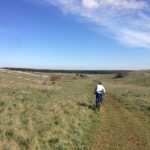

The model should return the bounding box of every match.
[103,86,106,94]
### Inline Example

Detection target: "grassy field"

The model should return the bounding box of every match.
[0,70,150,150]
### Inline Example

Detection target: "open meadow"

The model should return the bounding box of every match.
[0,69,150,150]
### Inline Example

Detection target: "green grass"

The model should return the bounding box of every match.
[0,70,150,150]
[0,71,101,149]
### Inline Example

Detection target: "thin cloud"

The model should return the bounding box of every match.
[118,29,150,48]
[32,0,150,48]
[82,0,99,9]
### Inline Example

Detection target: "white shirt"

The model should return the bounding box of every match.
[96,84,106,93]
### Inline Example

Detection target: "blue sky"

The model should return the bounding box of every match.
[0,0,150,70]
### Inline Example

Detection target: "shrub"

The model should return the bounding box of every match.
[76,73,79,76]
[5,130,15,140]
[114,72,129,79]
[52,81,56,85]
[49,74,61,82]
[76,74,87,78]
[79,74,86,78]
[17,137,30,149]
[48,138,59,145]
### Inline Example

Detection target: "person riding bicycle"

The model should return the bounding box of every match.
[94,82,106,110]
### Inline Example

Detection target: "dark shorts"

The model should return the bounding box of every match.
[96,92,104,101]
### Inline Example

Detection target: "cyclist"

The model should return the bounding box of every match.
[94,82,106,111]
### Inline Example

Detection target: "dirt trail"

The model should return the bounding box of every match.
[91,95,150,150]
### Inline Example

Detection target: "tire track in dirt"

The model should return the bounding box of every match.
[91,94,149,150]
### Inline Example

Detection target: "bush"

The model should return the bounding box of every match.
[76,73,79,76]
[5,130,15,140]
[17,137,30,149]
[49,74,61,82]
[114,72,129,79]
[79,74,86,78]
[76,74,87,78]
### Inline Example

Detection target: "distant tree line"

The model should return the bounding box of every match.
[3,67,132,74]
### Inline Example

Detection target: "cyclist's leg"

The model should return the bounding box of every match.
[98,93,101,111]
[95,93,99,108]
[100,93,104,103]
[96,93,100,110]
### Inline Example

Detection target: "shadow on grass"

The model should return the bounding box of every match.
[77,102,95,111]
